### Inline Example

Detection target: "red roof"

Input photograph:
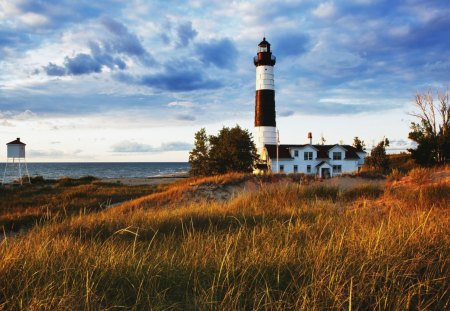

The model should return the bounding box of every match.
[264,144,364,160]
[6,138,26,145]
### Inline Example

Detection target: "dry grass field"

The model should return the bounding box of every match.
[0,169,449,310]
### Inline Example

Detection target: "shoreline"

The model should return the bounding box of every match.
[100,173,188,186]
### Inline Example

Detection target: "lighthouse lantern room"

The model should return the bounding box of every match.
[254,37,277,154]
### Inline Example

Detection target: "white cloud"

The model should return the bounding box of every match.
[14,110,37,120]
[313,2,336,19]
[20,12,49,26]
[389,25,410,38]
[167,101,195,108]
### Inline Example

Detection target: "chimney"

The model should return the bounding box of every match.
[17,138,20,142]
[307,132,312,145]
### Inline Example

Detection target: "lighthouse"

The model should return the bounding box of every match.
[254,37,277,154]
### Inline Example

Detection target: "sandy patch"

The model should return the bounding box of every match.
[100,177,187,186]
[320,176,386,190]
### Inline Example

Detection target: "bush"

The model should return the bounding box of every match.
[29,175,46,184]
[409,167,431,185]
[387,169,403,182]
[357,170,386,179]
[340,184,384,201]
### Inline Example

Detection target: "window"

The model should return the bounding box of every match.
[279,165,284,172]
[258,46,267,53]
[307,165,311,173]
[294,165,298,173]
[333,152,342,160]
[333,165,342,173]
[304,151,313,160]
[294,150,299,157]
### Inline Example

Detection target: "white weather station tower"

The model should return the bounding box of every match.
[2,138,31,185]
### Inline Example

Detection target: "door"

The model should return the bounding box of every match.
[321,168,330,179]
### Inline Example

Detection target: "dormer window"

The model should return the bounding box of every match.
[333,152,342,160]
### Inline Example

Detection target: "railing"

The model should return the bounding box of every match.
[253,55,277,66]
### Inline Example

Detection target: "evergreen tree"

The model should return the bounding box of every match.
[352,136,366,151]
[208,125,258,175]
[188,128,210,176]
[188,126,258,176]
[366,138,390,172]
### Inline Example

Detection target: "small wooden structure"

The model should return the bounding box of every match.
[2,138,31,185]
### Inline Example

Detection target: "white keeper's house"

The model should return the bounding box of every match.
[258,134,366,178]
[252,37,366,177]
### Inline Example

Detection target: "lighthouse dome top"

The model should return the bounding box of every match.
[258,37,271,53]
[258,37,270,46]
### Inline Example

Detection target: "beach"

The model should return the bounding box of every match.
[100,175,187,186]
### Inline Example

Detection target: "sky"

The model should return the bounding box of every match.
[0,0,449,162]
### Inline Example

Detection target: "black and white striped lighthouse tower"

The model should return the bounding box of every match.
[254,37,277,154]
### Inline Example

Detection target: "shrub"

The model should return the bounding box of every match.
[340,184,384,201]
[409,167,431,185]
[387,169,403,182]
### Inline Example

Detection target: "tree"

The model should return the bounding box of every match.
[188,125,258,176]
[408,89,450,166]
[188,128,210,176]
[352,136,366,151]
[208,125,258,175]
[366,137,390,172]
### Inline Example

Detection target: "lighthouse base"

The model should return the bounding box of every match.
[255,126,277,155]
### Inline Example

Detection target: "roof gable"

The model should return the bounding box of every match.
[7,138,26,145]
[264,144,293,159]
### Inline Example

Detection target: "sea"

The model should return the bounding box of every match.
[0,162,190,180]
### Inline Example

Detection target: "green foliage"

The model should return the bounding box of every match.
[352,136,366,151]
[189,125,258,176]
[408,89,450,166]
[188,128,210,176]
[388,153,416,173]
[366,137,390,173]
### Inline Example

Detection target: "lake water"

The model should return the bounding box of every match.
[0,162,190,180]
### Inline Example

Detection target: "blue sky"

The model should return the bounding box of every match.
[0,0,449,162]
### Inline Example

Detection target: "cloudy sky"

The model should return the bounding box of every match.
[1,0,449,162]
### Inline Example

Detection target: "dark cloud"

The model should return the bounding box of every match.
[124,62,221,92]
[111,141,192,153]
[176,21,198,47]
[0,29,31,47]
[0,28,33,58]
[101,17,152,62]
[65,53,102,75]
[273,33,310,58]
[42,18,154,76]
[195,38,238,69]
[0,92,171,115]
[279,110,295,117]
[43,63,66,76]
[43,52,126,76]
[175,114,196,121]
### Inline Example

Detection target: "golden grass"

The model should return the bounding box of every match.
[0,171,449,310]
[0,177,158,232]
